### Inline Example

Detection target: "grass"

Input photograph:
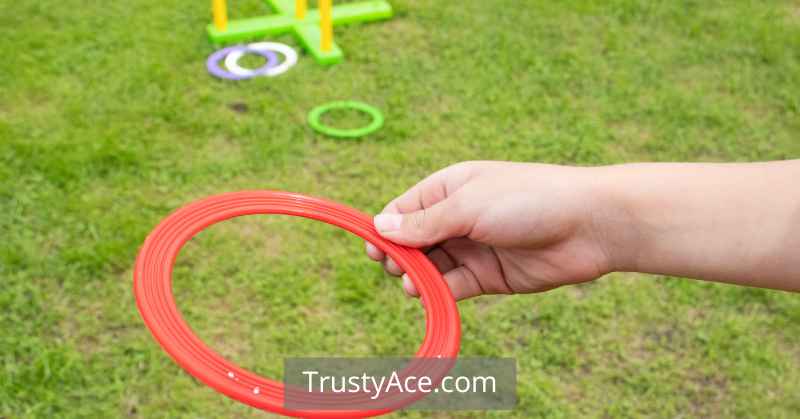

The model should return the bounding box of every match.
[2,0,800,417]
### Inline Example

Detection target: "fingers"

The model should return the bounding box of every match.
[383,257,404,276]
[398,247,457,298]
[365,242,384,261]
[382,245,492,301]
[367,236,502,301]
[401,274,419,297]
[442,266,486,301]
[403,265,489,301]
[366,162,494,299]
[366,241,434,275]
[408,240,515,301]
[365,162,480,269]
[426,247,457,273]
[374,197,474,248]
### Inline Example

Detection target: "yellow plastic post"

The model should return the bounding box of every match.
[320,0,333,52]
[295,0,307,19]
[212,0,228,31]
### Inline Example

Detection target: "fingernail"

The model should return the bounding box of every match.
[374,214,402,233]
[402,274,419,297]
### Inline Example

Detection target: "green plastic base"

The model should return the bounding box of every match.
[207,0,392,66]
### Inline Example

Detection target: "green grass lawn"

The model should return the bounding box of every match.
[2,0,800,417]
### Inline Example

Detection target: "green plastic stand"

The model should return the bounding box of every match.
[207,0,393,66]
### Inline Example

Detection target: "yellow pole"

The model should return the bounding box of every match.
[320,0,333,52]
[212,0,228,31]
[295,0,307,19]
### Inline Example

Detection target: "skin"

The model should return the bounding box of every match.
[365,160,800,301]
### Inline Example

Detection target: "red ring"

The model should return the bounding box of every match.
[134,191,461,417]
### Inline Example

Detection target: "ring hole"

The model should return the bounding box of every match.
[320,107,376,130]
[236,53,268,70]
[172,215,425,379]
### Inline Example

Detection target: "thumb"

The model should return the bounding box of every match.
[373,198,471,247]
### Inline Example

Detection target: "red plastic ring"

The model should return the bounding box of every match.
[134,191,461,417]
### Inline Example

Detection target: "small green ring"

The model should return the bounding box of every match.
[308,101,384,139]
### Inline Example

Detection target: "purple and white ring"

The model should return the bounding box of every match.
[224,42,298,78]
[206,45,279,81]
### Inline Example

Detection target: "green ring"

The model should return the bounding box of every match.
[308,101,384,139]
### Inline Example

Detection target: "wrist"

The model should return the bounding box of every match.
[586,164,647,274]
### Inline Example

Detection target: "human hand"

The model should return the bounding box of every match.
[366,161,619,301]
